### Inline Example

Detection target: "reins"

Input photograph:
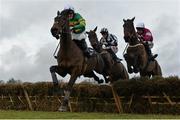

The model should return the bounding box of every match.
[53,40,60,59]
[128,43,143,48]
[123,30,143,55]
[52,14,71,59]
[123,43,128,56]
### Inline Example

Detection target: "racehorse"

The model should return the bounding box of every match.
[50,10,105,111]
[87,27,129,82]
[123,17,162,77]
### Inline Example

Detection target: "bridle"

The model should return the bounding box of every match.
[53,14,71,39]
[123,23,143,55]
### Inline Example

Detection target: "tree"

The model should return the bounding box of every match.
[7,78,22,84]
[0,80,4,84]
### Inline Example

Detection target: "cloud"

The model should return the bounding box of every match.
[0,0,58,40]
[0,42,57,82]
[152,15,180,77]
[0,0,179,82]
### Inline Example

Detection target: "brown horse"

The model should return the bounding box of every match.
[123,17,162,77]
[86,27,129,82]
[50,10,105,111]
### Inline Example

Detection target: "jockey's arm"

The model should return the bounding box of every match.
[72,14,86,33]
[110,34,118,46]
[100,38,108,46]
[111,40,118,46]
[137,33,145,43]
[143,32,152,41]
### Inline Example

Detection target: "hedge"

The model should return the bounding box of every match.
[0,76,179,114]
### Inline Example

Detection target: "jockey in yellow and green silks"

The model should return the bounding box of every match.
[69,12,85,34]
[62,5,92,57]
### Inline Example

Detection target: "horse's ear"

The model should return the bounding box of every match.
[57,11,61,16]
[93,26,98,32]
[132,17,135,21]
[123,19,126,22]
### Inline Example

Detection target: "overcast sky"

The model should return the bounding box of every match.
[0,0,179,83]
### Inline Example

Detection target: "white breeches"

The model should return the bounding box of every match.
[71,31,87,41]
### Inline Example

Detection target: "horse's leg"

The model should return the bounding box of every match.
[50,65,67,86]
[50,65,67,95]
[103,74,109,83]
[153,61,162,77]
[156,64,162,76]
[118,63,129,80]
[84,71,104,84]
[133,57,140,73]
[58,70,79,112]
[50,65,58,87]
[127,64,133,74]
[101,53,113,75]
[133,67,140,73]
[124,54,133,74]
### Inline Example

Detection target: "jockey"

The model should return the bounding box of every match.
[100,28,122,63]
[136,22,158,60]
[63,5,91,57]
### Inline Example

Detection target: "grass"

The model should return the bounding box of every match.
[0,110,180,119]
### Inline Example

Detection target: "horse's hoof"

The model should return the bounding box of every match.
[105,80,109,83]
[128,68,133,74]
[133,68,139,73]
[58,106,67,112]
[105,78,110,83]
[98,79,104,84]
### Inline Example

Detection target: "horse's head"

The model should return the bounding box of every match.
[50,10,69,39]
[123,17,138,44]
[86,27,101,52]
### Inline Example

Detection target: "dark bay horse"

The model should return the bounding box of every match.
[86,27,129,82]
[123,17,162,77]
[50,10,105,111]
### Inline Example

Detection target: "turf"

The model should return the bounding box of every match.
[0,110,180,119]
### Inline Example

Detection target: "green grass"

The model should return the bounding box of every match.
[0,110,180,119]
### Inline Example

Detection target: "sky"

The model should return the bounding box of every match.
[0,0,179,83]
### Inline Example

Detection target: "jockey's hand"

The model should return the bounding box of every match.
[102,45,106,49]
[137,34,143,39]
[137,35,144,42]
[70,27,74,32]
[111,42,117,46]
[145,41,149,45]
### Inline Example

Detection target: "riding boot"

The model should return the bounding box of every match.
[145,44,158,61]
[74,39,91,58]
[107,49,122,63]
